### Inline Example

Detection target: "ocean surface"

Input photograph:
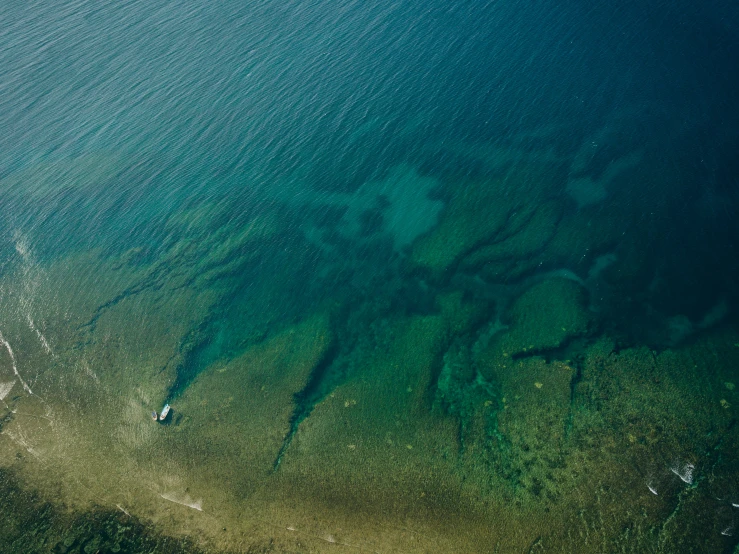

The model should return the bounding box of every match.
[1,1,738,552]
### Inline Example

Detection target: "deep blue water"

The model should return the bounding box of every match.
[1,1,736,241]
[2,0,737,247]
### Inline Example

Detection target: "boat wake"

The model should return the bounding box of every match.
[159,492,203,511]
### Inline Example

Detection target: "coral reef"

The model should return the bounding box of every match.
[0,146,738,553]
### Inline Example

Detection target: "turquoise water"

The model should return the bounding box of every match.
[1,1,739,552]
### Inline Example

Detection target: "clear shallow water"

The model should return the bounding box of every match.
[1,1,739,552]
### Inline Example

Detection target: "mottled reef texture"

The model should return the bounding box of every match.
[1,151,738,553]
[0,467,208,554]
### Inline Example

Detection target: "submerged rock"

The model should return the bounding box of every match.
[477,277,592,381]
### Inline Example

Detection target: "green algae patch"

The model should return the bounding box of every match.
[2,285,739,553]
[460,199,564,270]
[275,314,469,521]
[435,289,493,345]
[478,278,591,381]
[561,337,739,553]
[0,467,208,554]
[574,338,736,462]
[2,150,739,552]
[409,180,515,276]
[167,314,333,497]
[261,312,550,551]
[495,358,574,501]
[0,245,229,546]
[407,151,564,279]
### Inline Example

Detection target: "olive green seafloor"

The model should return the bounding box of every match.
[1,147,738,553]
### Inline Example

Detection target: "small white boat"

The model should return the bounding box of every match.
[159,404,171,421]
[151,411,158,421]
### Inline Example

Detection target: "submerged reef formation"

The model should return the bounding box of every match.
[0,467,205,554]
[0,142,738,553]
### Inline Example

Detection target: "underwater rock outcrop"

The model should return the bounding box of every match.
[477,277,592,382]
[409,156,563,280]
[169,314,334,497]
[273,314,475,534]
